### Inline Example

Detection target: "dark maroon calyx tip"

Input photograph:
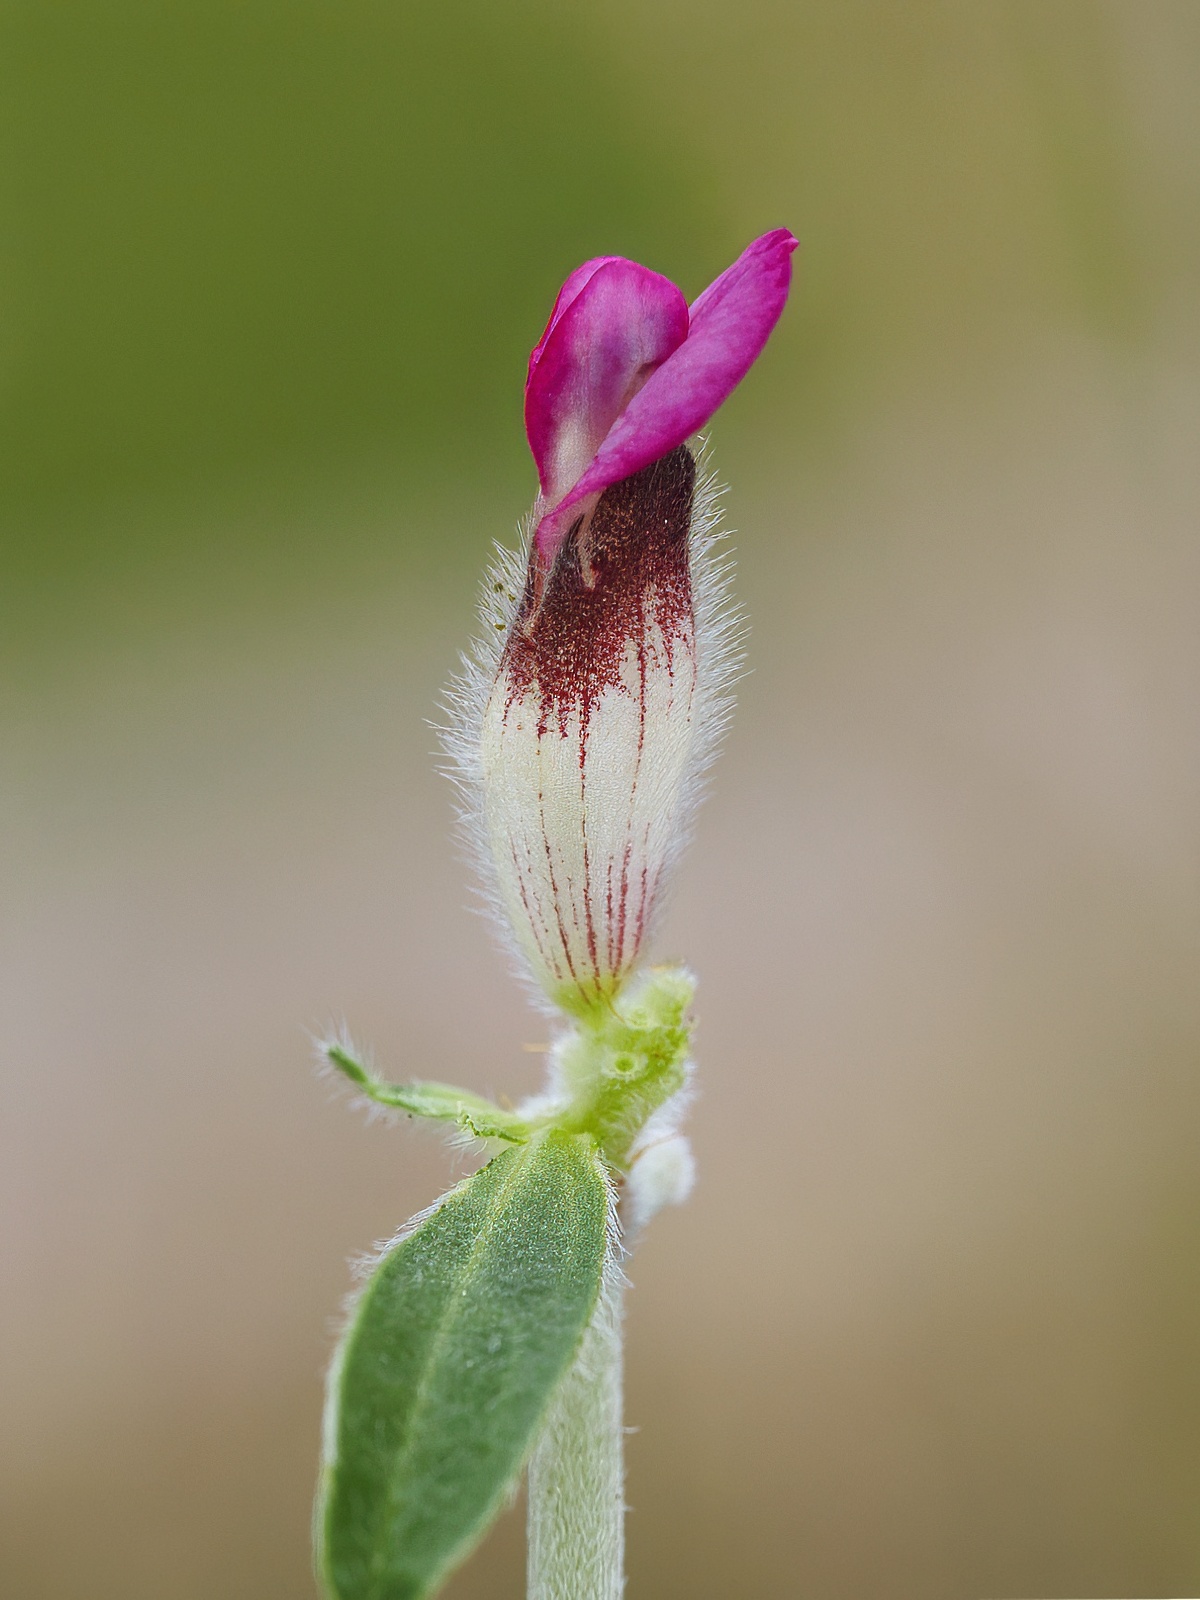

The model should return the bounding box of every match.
[503,446,697,737]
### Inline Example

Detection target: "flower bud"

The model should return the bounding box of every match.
[448,231,796,1013]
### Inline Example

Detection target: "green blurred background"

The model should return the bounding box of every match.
[2,2,1198,1595]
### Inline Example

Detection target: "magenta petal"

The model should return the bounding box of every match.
[524,258,689,508]
[535,229,798,559]
[527,256,624,387]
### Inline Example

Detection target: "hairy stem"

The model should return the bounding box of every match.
[527,1270,625,1600]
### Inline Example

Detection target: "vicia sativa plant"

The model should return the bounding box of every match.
[315,228,797,1600]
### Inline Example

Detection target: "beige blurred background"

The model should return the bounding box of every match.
[2,2,1198,1595]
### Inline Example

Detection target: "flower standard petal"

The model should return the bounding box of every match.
[524,259,689,519]
[533,229,797,562]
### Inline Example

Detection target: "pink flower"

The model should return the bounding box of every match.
[472,232,796,1014]
[525,229,798,567]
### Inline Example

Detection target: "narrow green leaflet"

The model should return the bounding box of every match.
[317,1131,610,1600]
[323,1042,531,1142]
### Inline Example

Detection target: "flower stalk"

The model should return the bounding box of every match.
[527,1274,626,1600]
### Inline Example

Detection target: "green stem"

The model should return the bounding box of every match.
[526,1270,625,1600]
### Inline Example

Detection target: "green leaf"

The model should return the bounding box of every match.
[317,1131,610,1600]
